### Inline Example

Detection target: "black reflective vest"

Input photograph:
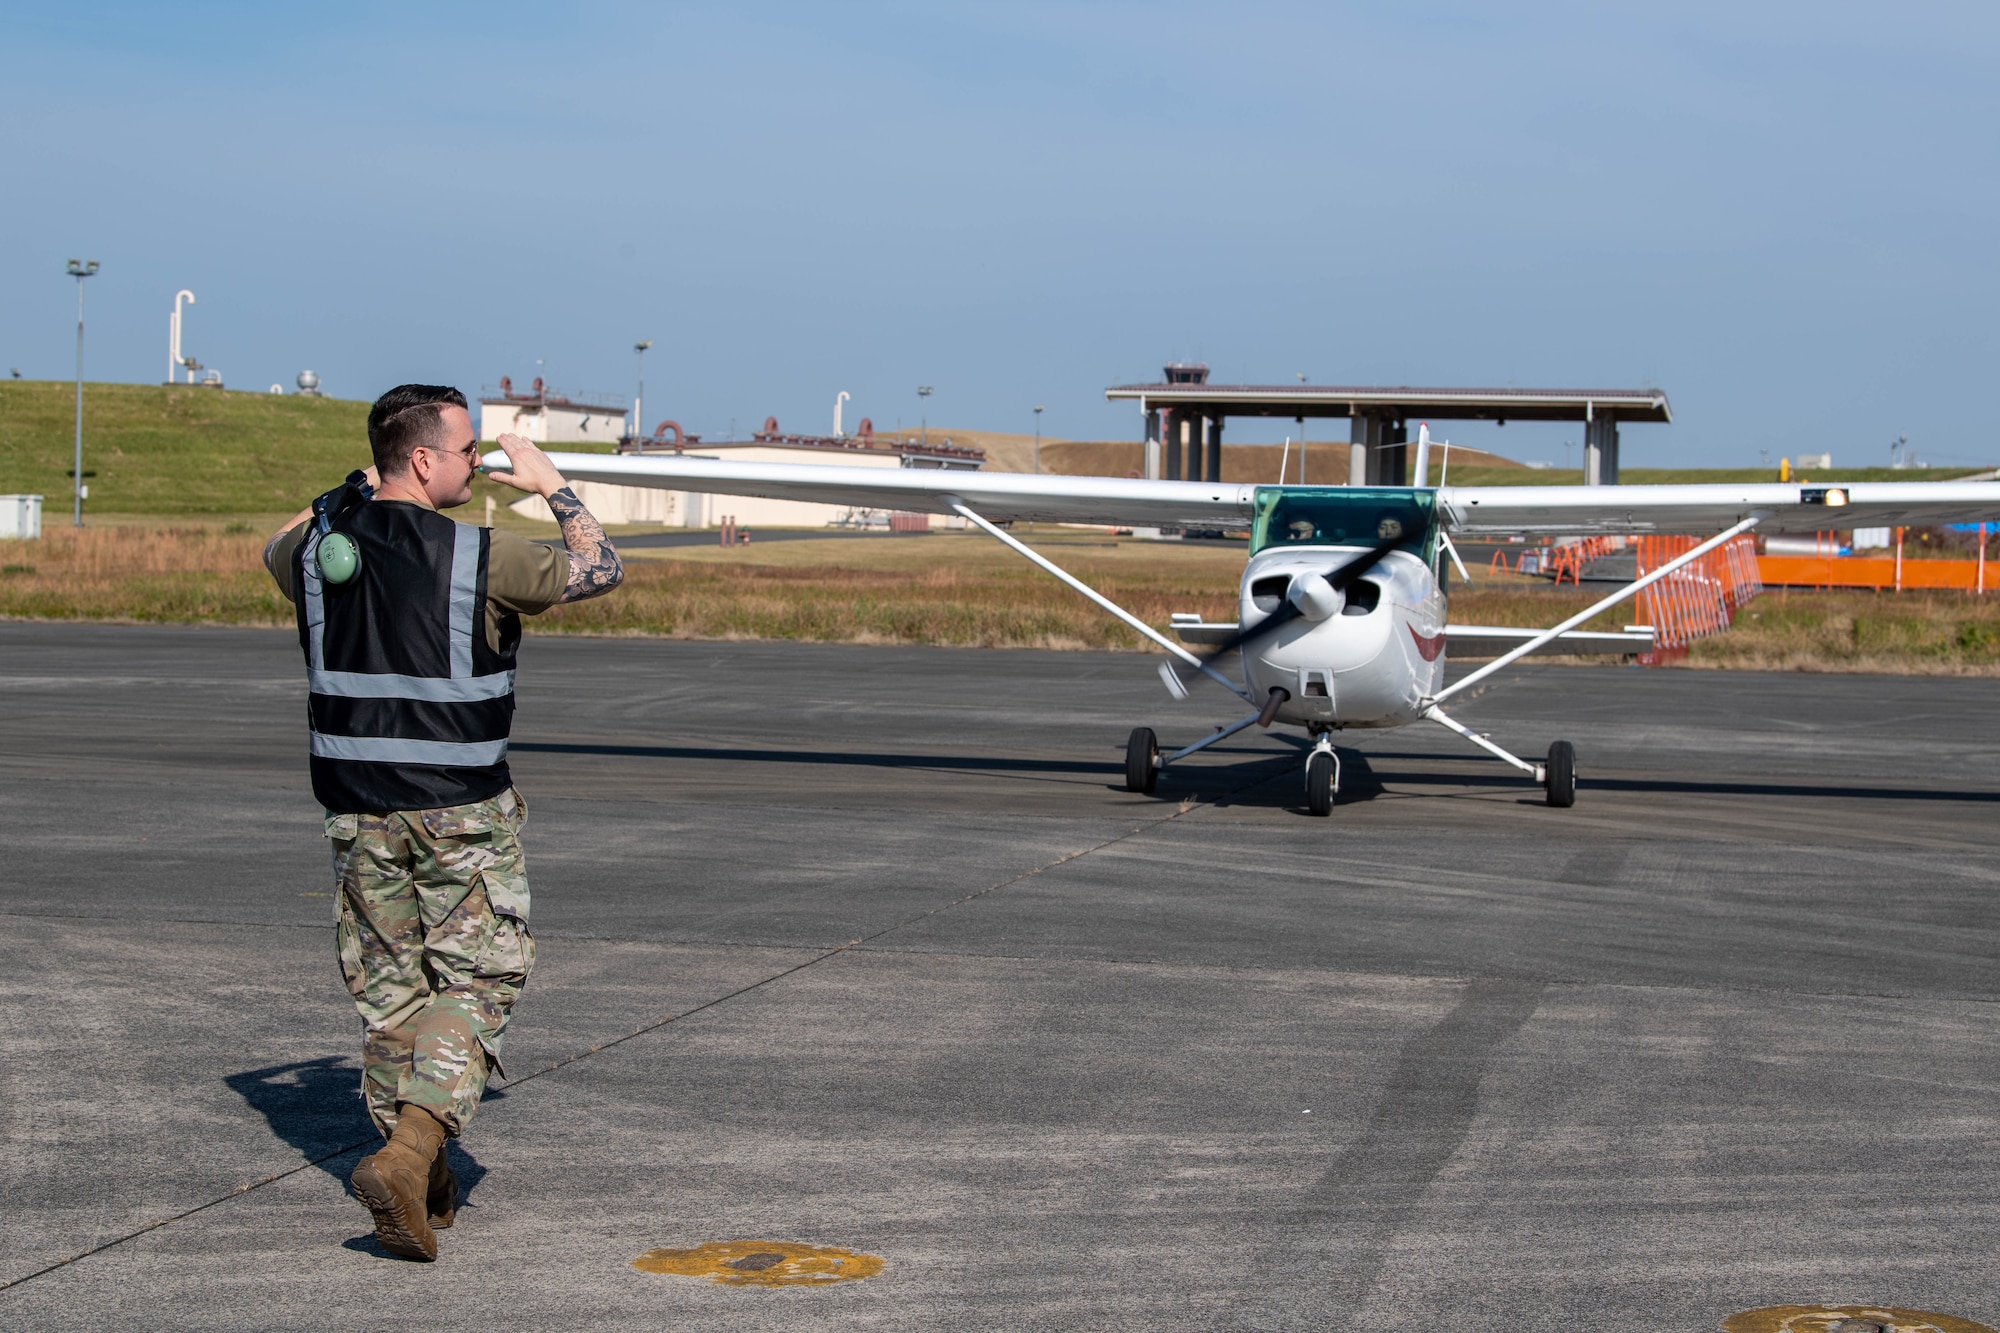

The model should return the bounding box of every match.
[295,500,520,813]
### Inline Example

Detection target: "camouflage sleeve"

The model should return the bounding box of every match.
[264,523,306,604]
[546,486,624,603]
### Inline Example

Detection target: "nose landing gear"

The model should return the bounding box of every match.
[1305,734,1340,817]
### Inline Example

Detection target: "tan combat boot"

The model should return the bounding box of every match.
[428,1140,458,1229]
[350,1105,446,1260]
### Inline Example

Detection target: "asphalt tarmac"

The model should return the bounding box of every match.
[2,622,1997,1331]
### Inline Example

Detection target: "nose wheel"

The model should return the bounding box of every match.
[1305,736,1339,817]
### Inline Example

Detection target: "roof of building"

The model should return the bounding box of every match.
[1103,383,1671,424]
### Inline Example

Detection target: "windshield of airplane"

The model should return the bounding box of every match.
[1248,487,1439,561]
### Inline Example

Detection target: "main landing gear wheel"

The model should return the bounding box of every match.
[1125,727,1159,794]
[1544,740,1576,808]
[1306,750,1336,817]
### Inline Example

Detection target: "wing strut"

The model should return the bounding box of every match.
[1429,514,1764,708]
[948,500,1255,703]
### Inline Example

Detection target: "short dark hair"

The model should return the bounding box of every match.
[368,384,468,477]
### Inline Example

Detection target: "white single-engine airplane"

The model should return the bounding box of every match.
[490,433,2000,814]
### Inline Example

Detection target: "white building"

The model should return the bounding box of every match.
[508,425,983,529]
[478,377,627,445]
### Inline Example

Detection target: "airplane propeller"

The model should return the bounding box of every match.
[1201,536,1403,660]
[1157,533,1405,699]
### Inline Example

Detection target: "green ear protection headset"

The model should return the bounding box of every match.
[311,470,375,585]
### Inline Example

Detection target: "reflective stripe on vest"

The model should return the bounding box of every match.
[307,734,511,765]
[301,517,511,760]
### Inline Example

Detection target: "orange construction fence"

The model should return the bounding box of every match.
[1633,534,1764,662]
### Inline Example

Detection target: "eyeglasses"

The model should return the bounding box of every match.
[422,439,481,466]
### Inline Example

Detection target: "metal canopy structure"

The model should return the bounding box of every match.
[1105,368,1671,486]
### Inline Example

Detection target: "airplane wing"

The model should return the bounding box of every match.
[496,451,1258,529]
[1438,481,2000,536]
[501,452,2000,536]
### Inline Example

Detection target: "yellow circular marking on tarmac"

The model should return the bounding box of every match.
[633,1240,884,1287]
[1722,1306,1998,1333]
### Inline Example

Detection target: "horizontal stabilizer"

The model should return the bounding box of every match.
[1448,625,1655,654]
[1171,618,1654,655]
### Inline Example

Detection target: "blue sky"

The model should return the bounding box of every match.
[2,1,1994,467]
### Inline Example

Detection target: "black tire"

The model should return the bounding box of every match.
[1544,740,1576,808]
[1306,750,1336,817]
[1125,727,1159,794]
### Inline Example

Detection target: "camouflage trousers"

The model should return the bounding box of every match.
[325,788,536,1139]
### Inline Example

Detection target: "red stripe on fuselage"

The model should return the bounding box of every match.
[1409,625,1447,662]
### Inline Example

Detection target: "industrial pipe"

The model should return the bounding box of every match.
[169,290,195,384]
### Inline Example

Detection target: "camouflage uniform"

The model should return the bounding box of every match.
[326,787,536,1138]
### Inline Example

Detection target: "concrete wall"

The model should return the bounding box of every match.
[480,402,628,445]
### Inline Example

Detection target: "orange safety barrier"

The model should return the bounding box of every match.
[1633,534,1764,663]
[1757,524,1992,591]
[1759,554,1991,591]
[1540,535,1623,586]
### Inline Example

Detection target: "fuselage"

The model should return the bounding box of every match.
[1232,487,1449,730]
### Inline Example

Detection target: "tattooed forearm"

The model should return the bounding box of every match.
[547,486,625,603]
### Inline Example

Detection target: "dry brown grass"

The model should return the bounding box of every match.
[1682,588,2000,674]
[9,523,2000,672]
[0,522,293,625]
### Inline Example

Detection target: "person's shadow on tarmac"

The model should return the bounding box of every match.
[225,1056,488,1228]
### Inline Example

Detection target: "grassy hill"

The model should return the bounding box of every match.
[0,380,630,515]
[0,381,375,514]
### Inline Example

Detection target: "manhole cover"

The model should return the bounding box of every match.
[633,1240,884,1287]
[1723,1306,1998,1333]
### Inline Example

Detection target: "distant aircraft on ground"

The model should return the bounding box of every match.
[489,432,2000,814]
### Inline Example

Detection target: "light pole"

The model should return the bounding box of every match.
[1034,405,1044,475]
[1296,373,1307,485]
[917,385,933,448]
[633,340,652,443]
[67,259,99,527]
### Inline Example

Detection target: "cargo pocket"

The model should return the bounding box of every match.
[474,867,535,986]
[334,897,367,1000]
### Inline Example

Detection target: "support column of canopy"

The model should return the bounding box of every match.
[1164,410,1186,481]
[1351,415,1409,486]
[1584,407,1620,485]
[1144,407,1162,480]
[1202,414,1223,483]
